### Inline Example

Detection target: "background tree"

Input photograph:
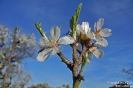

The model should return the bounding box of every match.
[0,24,37,88]
[28,83,71,88]
[28,83,53,88]
[62,84,71,88]
[9,69,32,88]
[123,64,133,80]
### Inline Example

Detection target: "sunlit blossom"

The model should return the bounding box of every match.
[94,18,111,47]
[37,26,74,62]
[87,42,104,63]
[76,22,95,50]
[76,22,95,40]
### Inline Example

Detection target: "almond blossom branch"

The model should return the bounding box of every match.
[57,52,73,71]
[73,44,87,79]
[79,44,87,61]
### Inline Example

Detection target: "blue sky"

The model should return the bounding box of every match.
[0,0,133,88]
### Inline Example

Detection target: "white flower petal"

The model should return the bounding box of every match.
[54,26,60,41]
[97,18,104,30]
[94,42,104,47]
[100,28,111,37]
[87,53,93,63]
[50,26,60,41]
[98,38,108,47]
[52,46,62,55]
[76,25,81,36]
[76,43,81,50]
[95,34,102,41]
[81,22,89,33]
[50,27,54,39]
[87,32,95,39]
[78,25,85,34]
[94,22,97,31]
[37,48,52,62]
[93,49,104,58]
[58,36,74,44]
[38,37,50,48]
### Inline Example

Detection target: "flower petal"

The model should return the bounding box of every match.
[52,46,62,55]
[58,36,74,44]
[100,28,111,37]
[95,36,108,47]
[87,53,93,63]
[94,22,97,31]
[50,26,60,41]
[76,25,81,36]
[93,49,104,58]
[94,42,104,47]
[81,22,89,33]
[38,37,50,48]
[97,18,104,30]
[99,38,108,47]
[37,48,52,62]
[95,34,102,41]
[86,32,95,39]
[77,24,85,34]
[76,43,81,50]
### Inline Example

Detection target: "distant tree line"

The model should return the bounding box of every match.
[28,83,71,88]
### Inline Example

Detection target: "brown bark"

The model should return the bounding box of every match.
[2,28,17,88]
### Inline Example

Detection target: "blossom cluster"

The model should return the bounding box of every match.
[37,18,111,62]
[76,18,111,62]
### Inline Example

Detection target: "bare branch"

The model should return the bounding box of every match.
[57,52,73,71]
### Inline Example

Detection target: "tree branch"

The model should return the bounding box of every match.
[3,28,18,88]
[57,52,73,71]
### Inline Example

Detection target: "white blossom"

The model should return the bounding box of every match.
[76,22,95,50]
[87,42,104,63]
[76,22,95,39]
[94,18,111,47]
[37,26,74,62]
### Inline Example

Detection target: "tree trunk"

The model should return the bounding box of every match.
[3,67,10,88]
[73,76,82,88]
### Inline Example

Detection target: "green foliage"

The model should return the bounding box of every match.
[62,84,71,88]
[28,83,53,88]
[0,53,5,59]
[28,83,71,88]
[70,3,82,39]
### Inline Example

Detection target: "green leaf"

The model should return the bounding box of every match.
[70,3,82,39]
[0,53,5,59]
[35,22,48,39]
